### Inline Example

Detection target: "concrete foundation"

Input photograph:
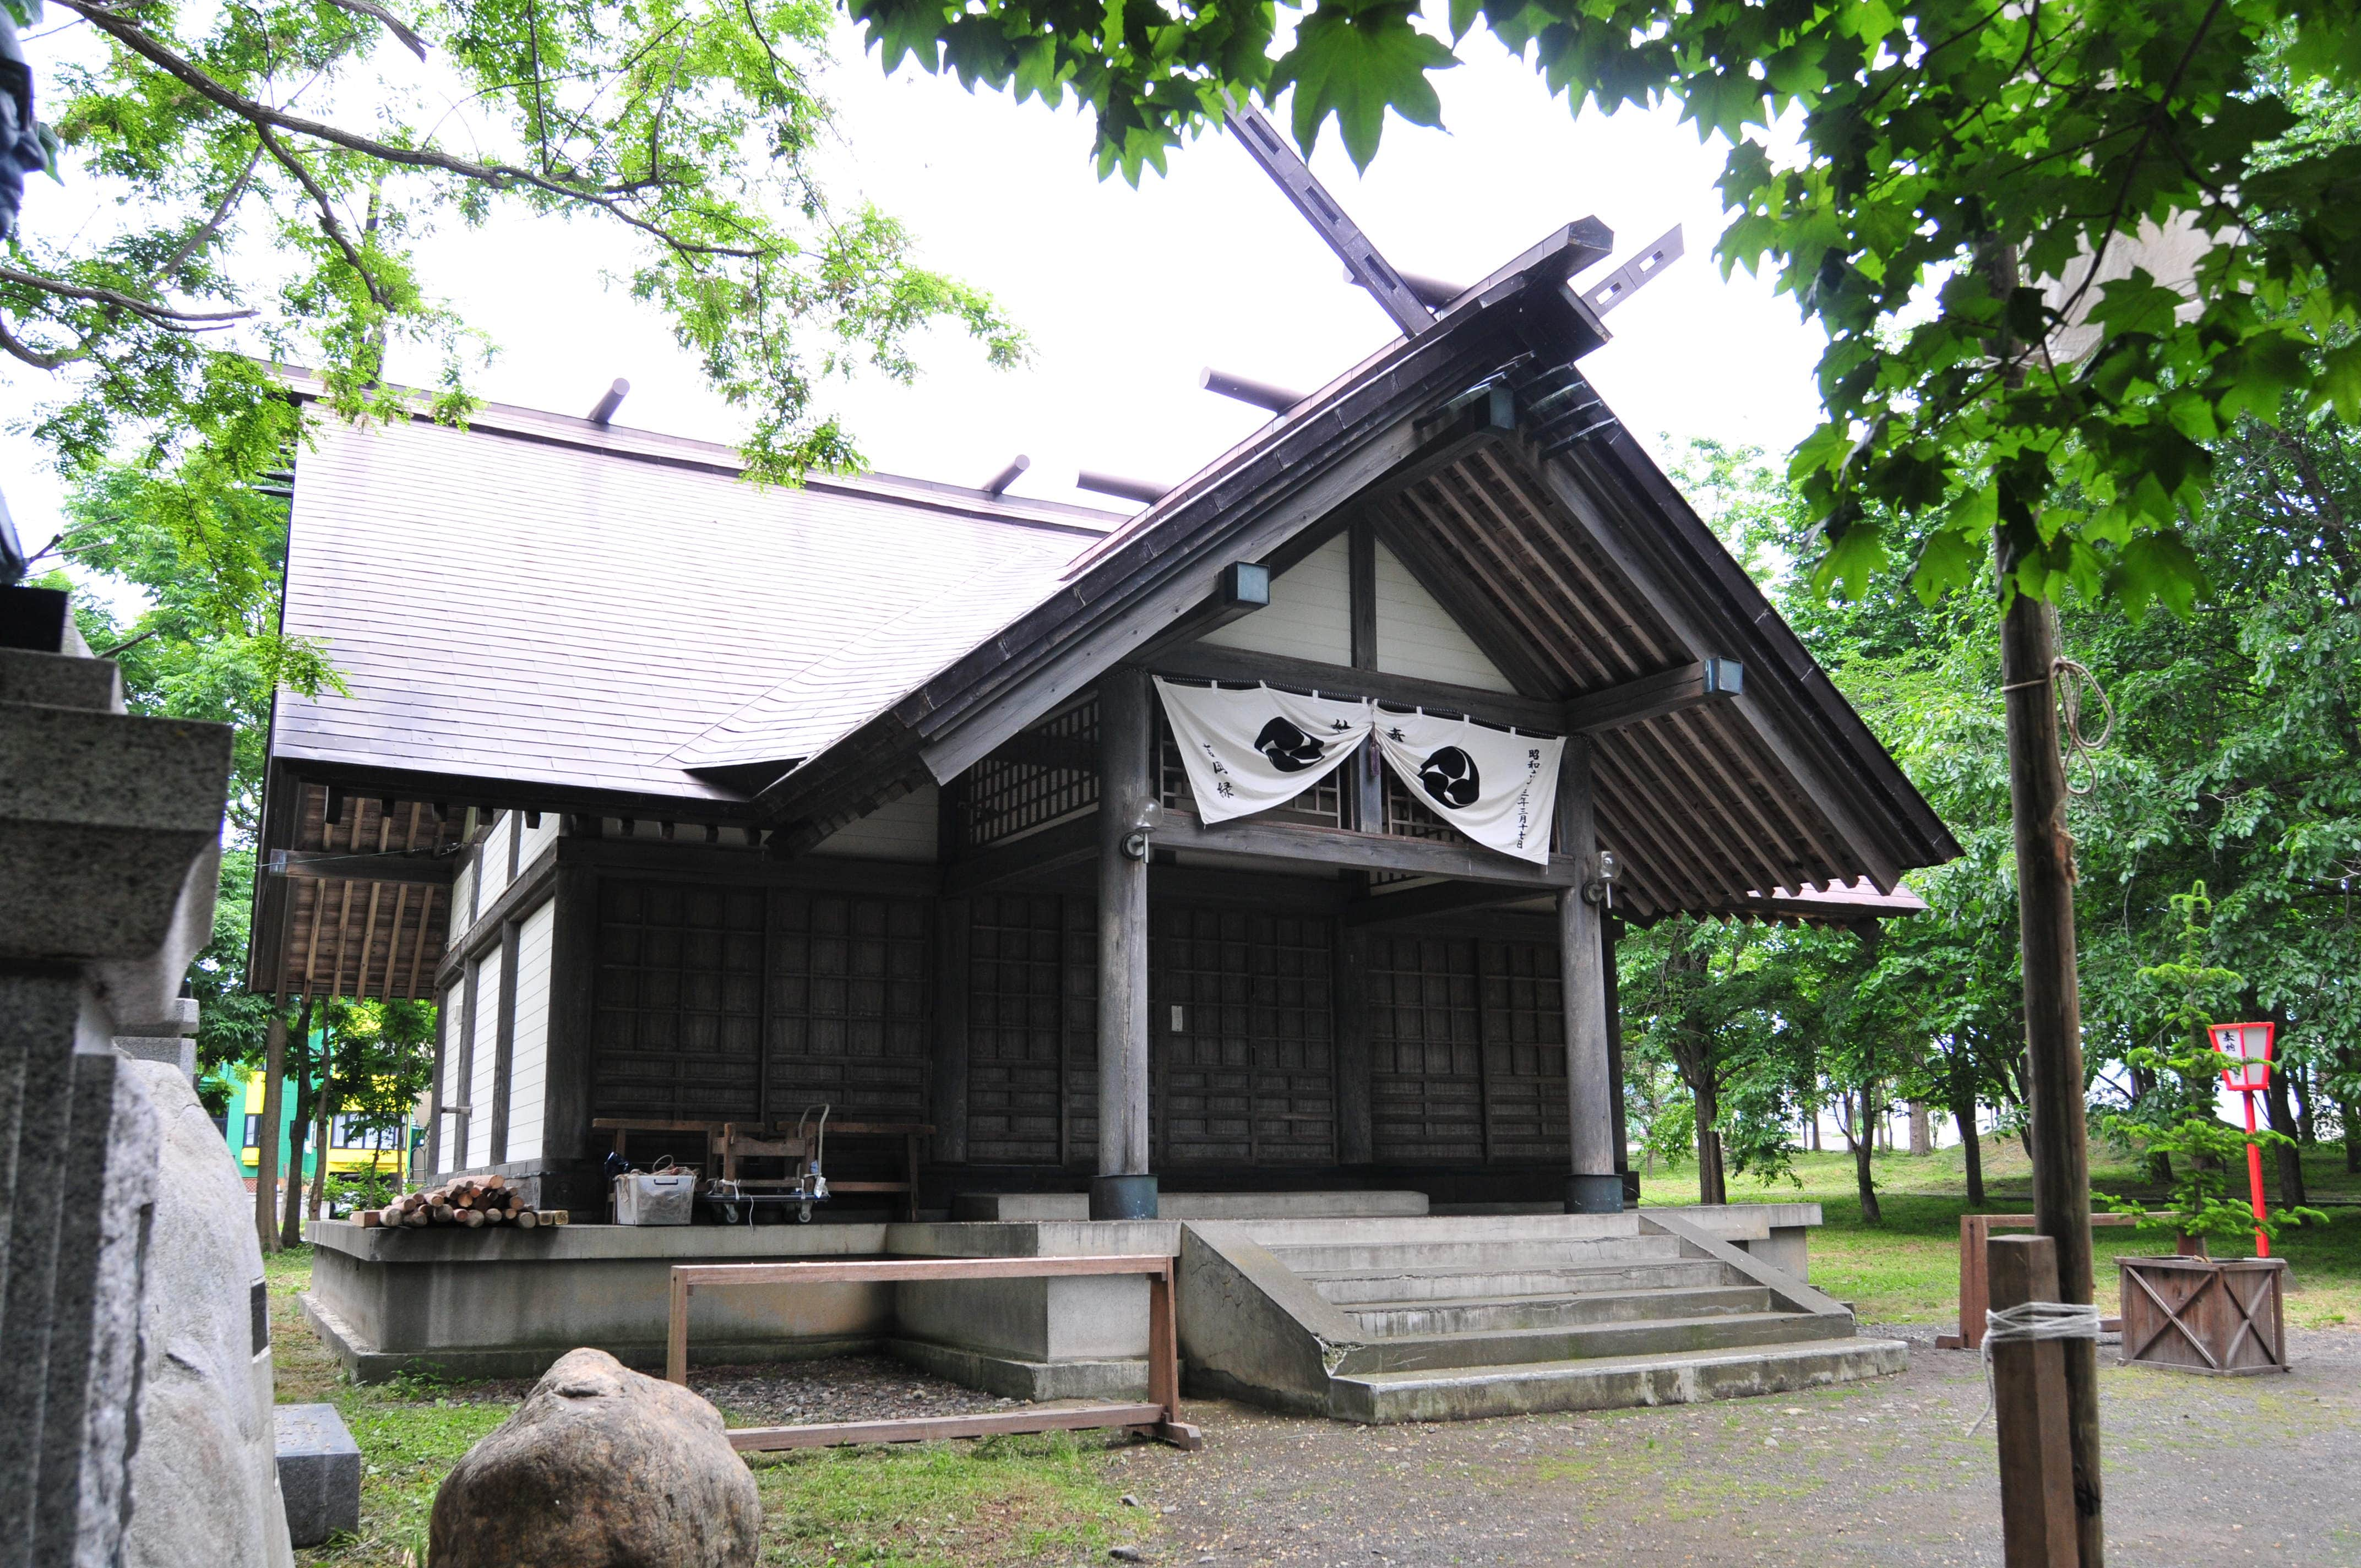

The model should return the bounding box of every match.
[302,1203,1849,1422]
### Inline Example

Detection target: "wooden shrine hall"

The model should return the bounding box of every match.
[250,218,1957,1222]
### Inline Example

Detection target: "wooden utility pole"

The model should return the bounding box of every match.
[1988,1235,2080,1567]
[255,1000,288,1253]
[1999,579,2102,1564]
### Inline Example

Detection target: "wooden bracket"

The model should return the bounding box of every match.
[1562,658,1743,734]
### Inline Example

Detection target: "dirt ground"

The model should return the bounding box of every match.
[1087,1324,2361,1567]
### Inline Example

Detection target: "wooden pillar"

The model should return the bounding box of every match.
[2000,585,2102,1564]
[1557,736,1620,1212]
[1988,1234,2080,1566]
[1604,917,1628,1183]
[1336,923,1374,1165]
[1347,521,1384,834]
[255,1003,287,1253]
[541,863,599,1183]
[1092,668,1156,1218]
[933,896,972,1164]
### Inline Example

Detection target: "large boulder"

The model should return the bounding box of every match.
[429,1348,760,1568]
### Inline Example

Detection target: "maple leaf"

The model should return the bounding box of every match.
[1271,0,1455,169]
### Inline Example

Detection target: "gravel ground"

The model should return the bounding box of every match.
[689,1355,1029,1426]
[1085,1324,2361,1567]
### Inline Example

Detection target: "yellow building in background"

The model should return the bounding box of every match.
[226,1066,417,1188]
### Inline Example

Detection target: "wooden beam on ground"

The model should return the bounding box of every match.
[1158,809,1577,889]
[727,1404,1174,1453]
[1141,644,1563,735]
[1562,659,1742,734]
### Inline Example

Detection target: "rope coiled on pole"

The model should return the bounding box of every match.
[1966,1300,2103,1435]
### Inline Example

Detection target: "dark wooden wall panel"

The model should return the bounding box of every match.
[590,879,765,1120]
[764,890,931,1121]
[1369,933,1568,1165]
[1369,934,1484,1162]
[1153,906,1336,1166]
[1478,939,1569,1160]
[967,892,1067,1164]
[1061,896,1099,1168]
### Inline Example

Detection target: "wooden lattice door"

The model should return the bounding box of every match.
[1150,905,1336,1166]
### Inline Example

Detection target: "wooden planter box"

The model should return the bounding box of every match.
[2117,1255,2291,1375]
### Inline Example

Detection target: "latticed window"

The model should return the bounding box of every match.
[1383,766,1461,842]
[960,697,1100,851]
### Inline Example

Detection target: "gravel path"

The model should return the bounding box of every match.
[690,1355,1027,1426]
[1091,1325,2361,1567]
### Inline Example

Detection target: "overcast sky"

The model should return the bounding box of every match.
[3,18,1832,553]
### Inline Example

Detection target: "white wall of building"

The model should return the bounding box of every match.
[466,946,502,1169]
[504,902,556,1165]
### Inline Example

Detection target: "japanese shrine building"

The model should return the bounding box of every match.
[251,220,1958,1224]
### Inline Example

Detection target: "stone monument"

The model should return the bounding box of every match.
[2,593,292,1567]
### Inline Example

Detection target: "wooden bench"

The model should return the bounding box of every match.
[665,1254,1200,1451]
[1935,1212,2137,1349]
[590,1118,934,1221]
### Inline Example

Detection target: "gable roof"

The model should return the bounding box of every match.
[743,223,1960,915]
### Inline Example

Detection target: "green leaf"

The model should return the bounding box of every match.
[2108,532,2206,622]
[1273,1,1456,169]
[2319,341,2361,427]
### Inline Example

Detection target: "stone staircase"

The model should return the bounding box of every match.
[1176,1210,1906,1423]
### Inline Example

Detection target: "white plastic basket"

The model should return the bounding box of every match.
[613,1170,696,1226]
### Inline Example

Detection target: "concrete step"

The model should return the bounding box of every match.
[1330,1309,1853,1377]
[1328,1336,1911,1424]
[1226,1212,1641,1250]
[1264,1233,1682,1275]
[1304,1256,1732,1305]
[1345,1284,1771,1337]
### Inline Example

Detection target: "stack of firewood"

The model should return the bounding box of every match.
[357,1174,571,1230]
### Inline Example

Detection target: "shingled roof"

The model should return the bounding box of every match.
[271,388,1119,812]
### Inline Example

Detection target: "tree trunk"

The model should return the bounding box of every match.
[2338,1049,2361,1173]
[1909,1101,1931,1155]
[2264,1044,2308,1210]
[1998,571,2102,1566]
[280,1021,313,1249]
[1693,1071,1726,1206]
[2292,1059,2315,1145]
[1956,1096,1987,1207]
[255,1003,289,1254]
[307,1086,334,1221]
[1810,1106,1821,1152]
[1854,1080,1883,1224]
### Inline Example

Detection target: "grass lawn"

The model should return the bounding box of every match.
[1639,1137,2361,1327]
[266,1247,1148,1567]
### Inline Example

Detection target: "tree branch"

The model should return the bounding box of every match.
[0,264,259,325]
[254,122,391,307]
[53,0,766,261]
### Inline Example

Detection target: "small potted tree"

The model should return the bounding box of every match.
[2101,887,2321,1374]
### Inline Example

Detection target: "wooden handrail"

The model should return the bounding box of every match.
[665,1254,1199,1452]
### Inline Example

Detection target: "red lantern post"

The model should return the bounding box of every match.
[2210,1021,2276,1257]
